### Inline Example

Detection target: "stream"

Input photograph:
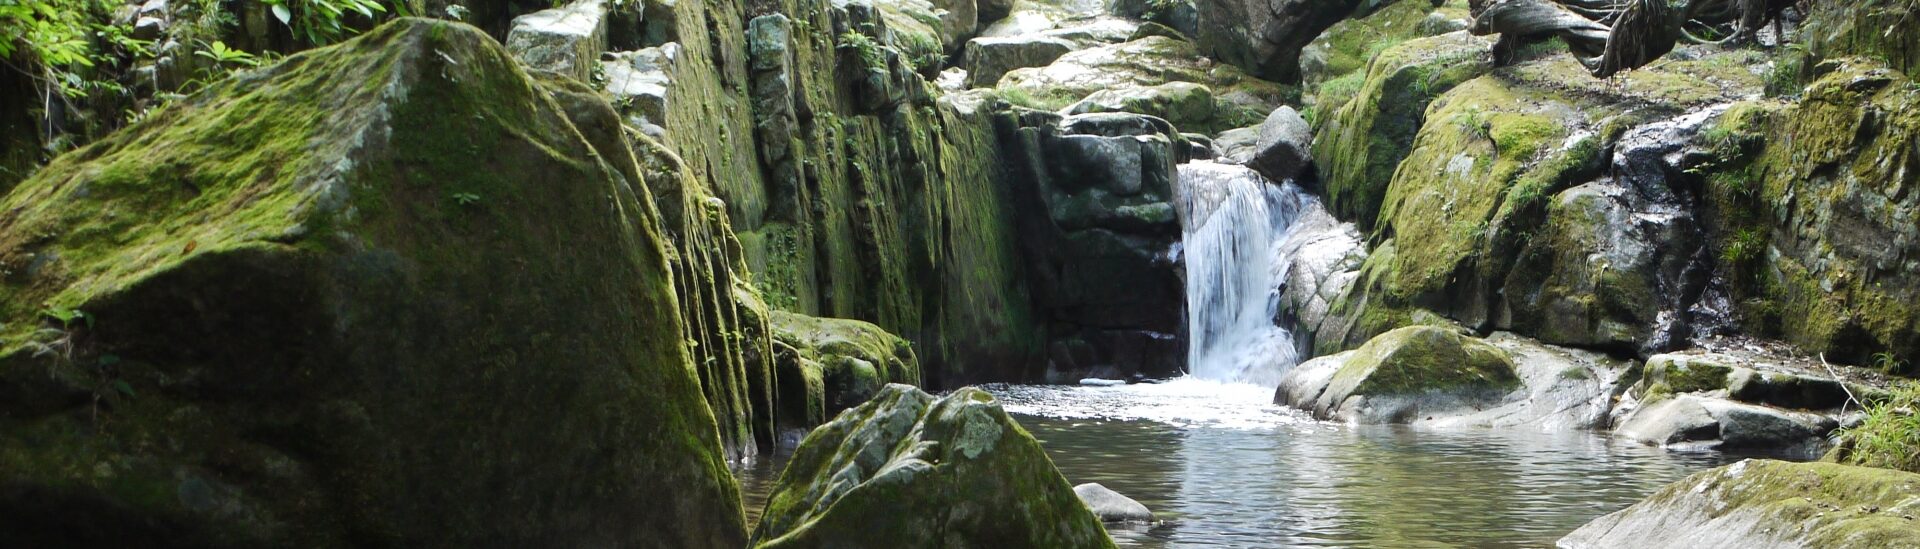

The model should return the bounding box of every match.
[740,379,1737,547]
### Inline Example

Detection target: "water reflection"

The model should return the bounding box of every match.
[736,381,1737,547]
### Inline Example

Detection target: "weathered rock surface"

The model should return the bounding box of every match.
[505,0,611,82]
[1613,395,1839,456]
[750,385,1115,548]
[997,36,1289,131]
[1065,82,1216,130]
[1192,0,1390,83]
[963,35,1076,88]
[1074,483,1155,523]
[0,20,744,547]
[1560,460,1920,549]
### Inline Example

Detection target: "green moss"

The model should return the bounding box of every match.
[1805,0,1920,80]
[1593,460,1920,547]
[1336,326,1520,396]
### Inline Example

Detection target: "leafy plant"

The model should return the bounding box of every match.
[837,31,886,72]
[260,0,389,46]
[452,191,481,206]
[1873,352,1910,375]
[1830,382,1920,473]
[194,40,260,69]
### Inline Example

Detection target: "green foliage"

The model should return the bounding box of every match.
[837,32,885,72]
[1831,383,1920,473]
[194,40,260,68]
[261,0,390,46]
[451,191,481,206]
[1873,352,1911,375]
[896,31,942,76]
[0,0,148,98]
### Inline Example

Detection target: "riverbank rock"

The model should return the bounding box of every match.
[1074,483,1155,523]
[1614,395,1839,456]
[0,19,744,547]
[1276,326,1520,423]
[750,385,1115,548]
[963,35,1076,88]
[1559,460,1920,549]
[996,35,1290,132]
[1607,348,1888,457]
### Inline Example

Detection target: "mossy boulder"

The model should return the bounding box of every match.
[770,311,921,426]
[0,19,744,546]
[749,385,1115,548]
[1276,326,1520,423]
[1299,0,1472,88]
[1560,460,1920,549]
[1804,0,1920,81]
[1064,82,1217,131]
[1310,31,1490,230]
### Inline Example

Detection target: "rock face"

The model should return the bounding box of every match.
[996,35,1291,132]
[1614,395,1839,456]
[1277,326,1520,423]
[750,385,1115,548]
[1192,0,1387,83]
[1000,111,1188,381]
[1074,483,1155,523]
[1560,460,1920,549]
[0,20,743,547]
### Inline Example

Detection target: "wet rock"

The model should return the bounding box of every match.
[1192,0,1384,83]
[997,36,1290,130]
[1107,0,1198,39]
[1074,483,1155,523]
[963,35,1075,88]
[750,385,1115,548]
[0,20,744,547]
[1560,460,1920,549]
[1424,332,1637,430]
[505,0,609,82]
[1273,202,1367,354]
[1247,106,1311,182]
[1276,326,1521,424]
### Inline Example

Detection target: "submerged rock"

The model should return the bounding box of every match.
[0,19,744,546]
[1073,483,1155,523]
[1560,460,1920,549]
[750,385,1115,548]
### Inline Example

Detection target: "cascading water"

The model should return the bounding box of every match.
[1176,161,1312,386]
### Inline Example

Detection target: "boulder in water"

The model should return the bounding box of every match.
[750,385,1115,548]
[1073,483,1155,523]
[769,311,921,428]
[1613,395,1839,456]
[1275,326,1520,423]
[1560,460,1920,549]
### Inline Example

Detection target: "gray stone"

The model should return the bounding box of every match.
[1614,395,1839,456]
[1073,483,1155,523]
[1248,106,1312,182]
[505,0,609,82]
[599,43,679,127]
[1065,82,1215,130]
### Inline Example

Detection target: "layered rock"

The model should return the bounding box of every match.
[0,20,744,546]
[996,35,1291,132]
[1608,349,1890,457]
[1560,460,1920,549]
[749,385,1115,548]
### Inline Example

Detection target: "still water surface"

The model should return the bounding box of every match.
[740,379,1738,548]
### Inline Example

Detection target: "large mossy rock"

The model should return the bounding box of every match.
[750,385,1115,548]
[770,311,921,428]
[0,19,745,547]
[1276,326,1520,423]
[1560,460,1920,549]
[1804,0,1920,81]
[1308,46,1765,355]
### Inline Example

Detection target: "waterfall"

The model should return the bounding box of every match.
[1176,161,1310,386]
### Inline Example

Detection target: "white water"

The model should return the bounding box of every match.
[1176,161,1313,386]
